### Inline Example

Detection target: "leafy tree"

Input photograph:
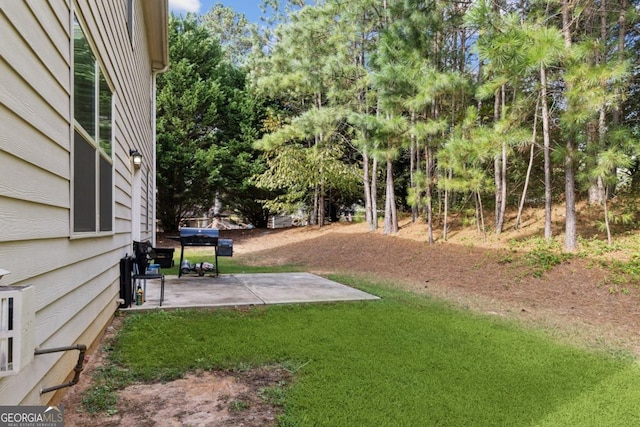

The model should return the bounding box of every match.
[251,2,366,226]
[156,14,265,231]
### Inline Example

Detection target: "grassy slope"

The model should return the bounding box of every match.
[111,276,640,427]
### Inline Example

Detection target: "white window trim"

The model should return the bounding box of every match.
[70,8,115,238]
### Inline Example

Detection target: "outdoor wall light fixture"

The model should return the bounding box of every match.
[129,149,142,168]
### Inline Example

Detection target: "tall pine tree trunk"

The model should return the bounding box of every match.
[587,113,607,205]
[494,89,502,230]
[311,185,318,226]
[515,99,539,230]
[608,0,627,197]
[315,97,326,227]
[363,152,374,229]
[498,139,507,233]
[541,64,553,240]
[604,187,612,245]
[363,152,378,231]
[477,191,486,239]
[318,182,325,227]
[383,158,398,234]
[425,145,434,244]
[499,87,507,233]
[443,168,451,241]
[372,158,378,230]
[494,85,507,234]
[565,147,578,251]
[588,0,609,205]
[563,0,577,252]
[410,111,418,222]
[614,0,626,127]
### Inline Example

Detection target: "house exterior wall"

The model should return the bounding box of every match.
[0,0,167,404]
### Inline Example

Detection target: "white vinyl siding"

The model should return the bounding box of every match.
[0,0,161,404]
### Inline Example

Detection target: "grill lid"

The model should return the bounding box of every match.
[179,227,219,246]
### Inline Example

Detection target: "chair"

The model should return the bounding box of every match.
[132,241,165,306]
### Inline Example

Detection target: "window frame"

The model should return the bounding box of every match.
[71,12,115,237]
[127,0,135,48]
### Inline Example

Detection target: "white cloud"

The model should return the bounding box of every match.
[168,0,201,13]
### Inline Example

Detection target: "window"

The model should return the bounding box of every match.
[73,16,113,233]
[127,0,135,47]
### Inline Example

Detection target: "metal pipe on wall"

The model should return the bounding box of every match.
[34,344,87,394]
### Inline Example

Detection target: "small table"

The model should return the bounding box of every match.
[132,274,165,306]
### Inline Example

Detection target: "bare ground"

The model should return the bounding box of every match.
[60,213,640,425]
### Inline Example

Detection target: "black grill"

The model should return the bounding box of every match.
[177,228,232,277]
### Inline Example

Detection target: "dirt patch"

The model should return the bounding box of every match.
[110,367,289,427]
[61,316,291,426]
[66,371,289,427]
[62,215,640,425]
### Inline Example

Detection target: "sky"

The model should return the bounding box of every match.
[168,0,268,23]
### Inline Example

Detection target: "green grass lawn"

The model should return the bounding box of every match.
[103,275,640,426]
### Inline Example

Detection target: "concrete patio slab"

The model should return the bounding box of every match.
[236,273,379,304]
[122,272,379,311]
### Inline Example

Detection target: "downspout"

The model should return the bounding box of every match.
[148,0,169,246]
[152,72,158,246]
[34,344,87,394]
[151,66,168,246]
